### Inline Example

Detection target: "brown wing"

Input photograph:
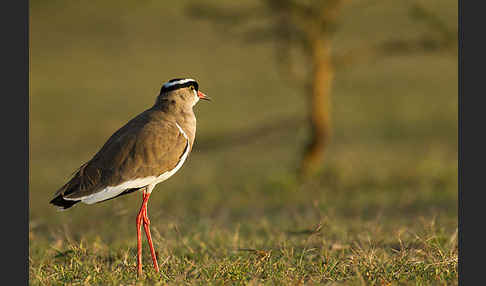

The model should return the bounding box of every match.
[53,109,188,201]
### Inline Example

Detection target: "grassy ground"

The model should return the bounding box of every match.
[30,0,457,285]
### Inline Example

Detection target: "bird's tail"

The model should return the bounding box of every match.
[49,162,93,210]
[49,175,83,210]
[49,193,80,210]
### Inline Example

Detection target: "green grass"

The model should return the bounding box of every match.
[30,0,457,284]
[31,218,457,285]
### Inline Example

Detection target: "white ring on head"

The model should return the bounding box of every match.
[163,78,196,89]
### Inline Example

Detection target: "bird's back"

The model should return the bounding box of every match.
[50,107,191,209]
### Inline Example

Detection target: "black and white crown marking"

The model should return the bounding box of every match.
[160,78,199,94]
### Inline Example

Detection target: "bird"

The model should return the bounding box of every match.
[49,78,210,275]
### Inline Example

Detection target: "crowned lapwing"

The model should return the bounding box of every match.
[50,78,210,275]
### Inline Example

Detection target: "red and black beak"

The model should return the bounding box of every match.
[197,91,211,101]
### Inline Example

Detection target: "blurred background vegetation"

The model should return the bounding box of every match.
[30,0,457,284]
[187,0,456,178]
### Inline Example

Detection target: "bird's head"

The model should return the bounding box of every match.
[156,78,210,109]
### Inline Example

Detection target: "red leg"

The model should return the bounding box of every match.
[136,196,145,275]
[142,199,160,272]
[136,189,152,275]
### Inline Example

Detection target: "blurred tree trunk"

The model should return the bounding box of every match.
[301,35,334,178]
[186,0,345,179]
[296,0,342,179]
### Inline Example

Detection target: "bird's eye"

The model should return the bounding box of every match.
[190,86,195,91]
